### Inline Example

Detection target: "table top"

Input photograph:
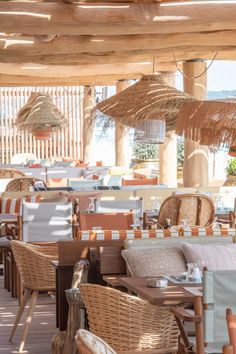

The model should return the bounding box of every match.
[119,276,201,305]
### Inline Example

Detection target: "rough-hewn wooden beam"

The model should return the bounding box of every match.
[0,62,177,77]
[0,46,235,65]
[1,31,236,55]
[1,2,236,35]
[0,73,141,86]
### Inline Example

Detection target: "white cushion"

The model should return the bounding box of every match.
[182,242,236,270]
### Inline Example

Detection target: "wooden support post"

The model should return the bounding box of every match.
[159,73,177,187]
[183,61,209,188]
[82,86,96,164]
[115,80,131,166]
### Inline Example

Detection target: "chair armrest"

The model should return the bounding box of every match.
[171,307,202,323]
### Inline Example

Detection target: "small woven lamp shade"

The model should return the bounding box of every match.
[134,119,166,144]
[15,92,67,140]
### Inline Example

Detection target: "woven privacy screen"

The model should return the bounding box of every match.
[95,75,196,132]
[177,100,236,146]
[15,92,67,132]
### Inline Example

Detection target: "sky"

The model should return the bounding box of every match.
[176,60,236,92]
[206,61,236,91]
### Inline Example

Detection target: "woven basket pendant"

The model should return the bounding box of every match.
[32,129,53,140]
[228,146,236,157]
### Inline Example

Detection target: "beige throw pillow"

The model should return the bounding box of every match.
[182,243,236,270]
[121,248,186,277]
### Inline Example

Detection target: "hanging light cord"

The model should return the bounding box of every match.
[172,51,219,79]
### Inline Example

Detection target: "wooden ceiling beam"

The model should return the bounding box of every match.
[0,73,143,86]
[0,62,177,77]
[1,30,236,56]
[1,2,236,35]
[1,46,236,65]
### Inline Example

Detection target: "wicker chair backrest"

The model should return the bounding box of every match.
[79,284,179,353]
[5,177,47,192]
[0,168,25,179]
[157,193,215,227]
[10,240,56,291]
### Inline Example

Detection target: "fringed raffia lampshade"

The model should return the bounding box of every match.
[177,100,236,147]
[95,75,197,133]
[15,92,67,140]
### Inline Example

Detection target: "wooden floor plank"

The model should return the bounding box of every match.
[0,277,57,354]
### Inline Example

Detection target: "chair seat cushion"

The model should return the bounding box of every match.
[121,247,187,277]
[182,243,236,270]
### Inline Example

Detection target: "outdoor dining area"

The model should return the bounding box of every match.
[2,1,236,354]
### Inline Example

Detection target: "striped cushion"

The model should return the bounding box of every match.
[76,229,179,241]
[1,195,41,214]
[180,227,236,237]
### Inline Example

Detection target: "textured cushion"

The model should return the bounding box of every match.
[121,247,186,277]
[1,195,41,214]
[182,243,236,270]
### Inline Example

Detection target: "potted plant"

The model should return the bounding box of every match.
[130,142,158,169]
[224,158,236,185]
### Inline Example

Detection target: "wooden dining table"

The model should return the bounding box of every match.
[119,276,204,354]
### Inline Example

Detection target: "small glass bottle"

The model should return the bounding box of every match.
[164,218,171,229]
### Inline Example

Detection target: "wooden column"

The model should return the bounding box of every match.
[159,73,177,187]
[115,80,131,166]
[183,61,209,188]
[82,86,96,164]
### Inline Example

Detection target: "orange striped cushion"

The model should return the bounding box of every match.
[76,229,179,241]
[1,195,41,214]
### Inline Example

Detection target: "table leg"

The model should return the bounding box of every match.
[194,296,204,354]
[56,266,73,331]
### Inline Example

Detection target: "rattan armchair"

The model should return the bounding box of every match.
[5,177,47,191]
[9,240,57,353]
[79,284,179,354]
[144,193,215,229]
[0,168,25,178]
[76,329,117,354]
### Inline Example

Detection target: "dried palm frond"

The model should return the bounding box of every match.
[95,75,197,132]
[177,100,236,146]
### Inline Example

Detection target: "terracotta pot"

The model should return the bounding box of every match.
[32,129,53,140]
[228,146,236,157]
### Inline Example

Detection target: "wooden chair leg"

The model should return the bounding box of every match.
[9,289,30,342]
[19,290,38,353]
[222,345,234,354]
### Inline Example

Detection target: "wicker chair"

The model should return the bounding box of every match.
[76,329,117,354]
[51,258,89,354]
[5,177,47,192]
[79,284,179,354]
[0,168,25,178]
[144,193,215,229]
[9,240,57,353]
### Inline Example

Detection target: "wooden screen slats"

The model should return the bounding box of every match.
[0,86,81,163]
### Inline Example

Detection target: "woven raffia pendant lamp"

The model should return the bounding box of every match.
[95,75,197,138]
[15,92,67,140]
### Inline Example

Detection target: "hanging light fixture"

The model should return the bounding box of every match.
[134,119,166,144]
[15,92,67,140]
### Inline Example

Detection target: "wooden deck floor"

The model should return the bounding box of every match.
[0,277,57,354]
